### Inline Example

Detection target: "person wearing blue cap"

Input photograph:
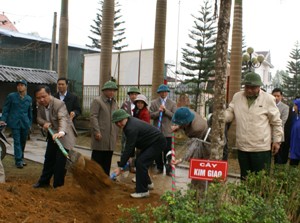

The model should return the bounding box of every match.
[289,97,300,166]
[171,107,209,161]
[0,80,32,168]
[149,84,177,176]
[171,107,209,192]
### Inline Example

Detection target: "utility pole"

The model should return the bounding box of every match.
[50,12,57,71]
[175,0,181,87]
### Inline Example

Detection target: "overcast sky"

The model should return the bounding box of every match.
[0,0,299,73]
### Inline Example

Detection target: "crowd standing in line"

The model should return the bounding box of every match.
[33,85,77,188]
[90,80,119,176]
[225,72,283,180]
[1,77,299,191]
[0,80,32,169]
[150,84,177,176]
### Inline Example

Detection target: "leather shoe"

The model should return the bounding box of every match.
[33,182,50,188]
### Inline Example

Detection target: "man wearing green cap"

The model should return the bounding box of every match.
[121,87,140,116]
[120,87,140,157]
[90,81,119,176]
[0,80,32,168]
[111,109,166,198]
[225,72,283,180]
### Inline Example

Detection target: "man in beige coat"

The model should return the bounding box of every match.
[90,81,119,176]
[225,72,283,180]
[33,85,77,188]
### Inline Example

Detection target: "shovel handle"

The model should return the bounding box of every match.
[48,128,70,159]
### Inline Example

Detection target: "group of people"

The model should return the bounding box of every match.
[0,71,299,199]
[0,78,81,188]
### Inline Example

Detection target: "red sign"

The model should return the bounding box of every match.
[189,159,228,181]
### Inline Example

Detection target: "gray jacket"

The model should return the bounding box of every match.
[149,97,177,137]
[36,96,77,150]
[90,94,119,151]
[277,101,289,141]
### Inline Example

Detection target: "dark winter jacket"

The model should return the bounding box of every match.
[119,117,166,167]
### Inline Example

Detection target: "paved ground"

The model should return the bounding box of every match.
[4,132,239,193]
[5,133,193,192]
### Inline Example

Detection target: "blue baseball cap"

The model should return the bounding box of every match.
[16,79,27,86]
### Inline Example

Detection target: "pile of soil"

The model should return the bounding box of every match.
[0,157,163,223]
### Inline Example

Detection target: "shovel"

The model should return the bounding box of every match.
[48,128,112,193]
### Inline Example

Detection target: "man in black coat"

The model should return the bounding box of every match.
[54,77,81,123]
[112,109,166,199]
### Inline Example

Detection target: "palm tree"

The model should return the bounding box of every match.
[100,0,115,90]
[151,0,167,99]
[227,0,243,148]
[57,0,69,78]
[210,0,232,160]
[228,0,243,102]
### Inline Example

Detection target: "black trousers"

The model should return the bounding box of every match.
[238,150,271,180]
[136,136,166,193]
[155,137,172,173]
[274,142,289,164]
[38,138,67,188]
[91,150,113,176]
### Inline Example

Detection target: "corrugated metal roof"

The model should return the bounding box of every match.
[0,27,99,51]
[0,65,58,84]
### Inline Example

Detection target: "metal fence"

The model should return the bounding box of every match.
[82,84,210,116]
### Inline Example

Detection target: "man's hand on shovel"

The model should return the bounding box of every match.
[52,131,65,140]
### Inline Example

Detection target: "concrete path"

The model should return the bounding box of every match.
[5,133,239,193]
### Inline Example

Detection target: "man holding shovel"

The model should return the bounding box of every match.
[111,109,166,198]
[33,85,77,188]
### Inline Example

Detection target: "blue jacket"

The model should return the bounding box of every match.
[1,92,32,129]
[290,113,300,160]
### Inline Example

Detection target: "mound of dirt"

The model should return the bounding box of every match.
[0,157,163,223]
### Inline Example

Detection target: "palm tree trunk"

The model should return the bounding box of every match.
[227,0,243,148]
[57,0,69,78]
[100,0,115,90]
[151,0,167,99]
[210,0,232,160]
[228,0,243,102]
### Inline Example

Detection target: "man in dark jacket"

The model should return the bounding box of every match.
[112,109,166,198]
[54,77,81,123]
